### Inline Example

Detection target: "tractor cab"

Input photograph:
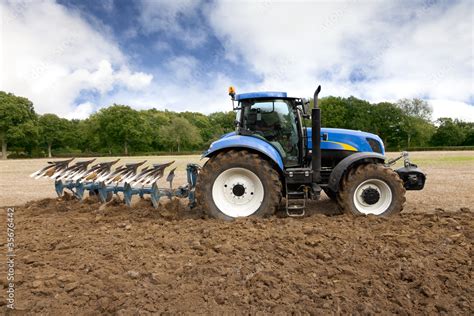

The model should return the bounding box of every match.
[233,91,306,167]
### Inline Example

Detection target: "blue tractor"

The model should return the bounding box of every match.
[195,86,426,219]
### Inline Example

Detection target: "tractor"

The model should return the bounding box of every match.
[31,86,425,219]
[194,86,426,219]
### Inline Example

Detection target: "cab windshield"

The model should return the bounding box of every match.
[239,99,299,166]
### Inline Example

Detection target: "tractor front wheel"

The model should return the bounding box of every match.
[196,150,282,220]
[337,164,406,216]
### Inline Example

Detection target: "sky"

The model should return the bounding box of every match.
[0,0,473,121]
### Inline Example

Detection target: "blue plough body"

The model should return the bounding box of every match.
[31,159,200,208]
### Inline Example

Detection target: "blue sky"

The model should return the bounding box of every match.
[1,0,473,121]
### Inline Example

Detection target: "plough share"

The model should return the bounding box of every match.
[31,159,200,208]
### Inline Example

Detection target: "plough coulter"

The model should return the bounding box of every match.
[31,159,200,208]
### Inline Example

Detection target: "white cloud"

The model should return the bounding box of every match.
[208,0,474,121]
[164,56,199,82]
[65,102,95,120]
[115,66,153,91]
[429,99,474,122]
[138,0,208,48]
[0,0,152,118]
[102,71,236,114]
[1,0,472,123]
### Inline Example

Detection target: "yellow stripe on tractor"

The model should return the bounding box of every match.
[329,141,358,151]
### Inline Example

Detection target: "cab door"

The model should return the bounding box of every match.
[242,99,300,166]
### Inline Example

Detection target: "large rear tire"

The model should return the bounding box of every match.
[337,164,406,216]
[196,150,282,220]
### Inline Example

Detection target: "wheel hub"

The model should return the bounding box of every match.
[232,184,246,197]
[353,179,393,215]
[212,167,264,217]
[361,187,380,205]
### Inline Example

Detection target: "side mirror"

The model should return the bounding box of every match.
[302,99,310,114]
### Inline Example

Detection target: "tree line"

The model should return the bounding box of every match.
[0,91,235,158]
[1,91,473,159]
[317,96,473,149]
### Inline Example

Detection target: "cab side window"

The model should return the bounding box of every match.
[243,99,299,166]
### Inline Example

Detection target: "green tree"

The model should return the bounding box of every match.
[430,118,466,146]
[208,111,236,133]
[371,102,406,149]
[159,117,202,152]
[461,122,474,146]
[139,109,170,151]
[463,129,474,145]
[38,114,68,157]
[344,97,376,132]
[95,105,150,155]
[318,96,373,132]
[207,111,236,145]
[62,119,84,152]
[319,96,348,128]
[396,98,434,148]
[0,91,38,159]
[180,111,214,144]
[73,117,101,153]
[400,116,436,148]
[396,98,432,121]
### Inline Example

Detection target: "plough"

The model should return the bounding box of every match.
[30,159,200,208]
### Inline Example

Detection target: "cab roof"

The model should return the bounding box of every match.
[235,91,290,101]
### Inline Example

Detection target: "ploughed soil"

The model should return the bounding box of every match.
[1,196,472,314]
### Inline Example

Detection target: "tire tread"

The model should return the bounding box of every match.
[195,150,282,220]
[337,163,406,216]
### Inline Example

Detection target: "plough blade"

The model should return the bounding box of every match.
[31,158,200,209]
[52,159,120,199]
[131,161,174,186]
[97,160,146,184]
[55,159,96,181]
[81,159,120,182]
[166,167,176,189]
[30,158,74,179]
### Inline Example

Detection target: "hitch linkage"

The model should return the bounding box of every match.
[385,152,426,190]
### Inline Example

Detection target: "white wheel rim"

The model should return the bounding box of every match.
[353,179,392,215]
[212,167,264,218]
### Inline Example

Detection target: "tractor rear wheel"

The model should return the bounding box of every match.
[196,150,282,220]
[337,163,406,216]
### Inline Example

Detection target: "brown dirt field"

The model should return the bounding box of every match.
[1,151,473,314]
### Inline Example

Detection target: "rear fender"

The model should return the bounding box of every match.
[327,152,386,192]
[203,135,284,171]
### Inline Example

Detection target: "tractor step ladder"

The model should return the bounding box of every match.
[286,190,307,217]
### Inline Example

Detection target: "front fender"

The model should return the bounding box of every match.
[327,152,386,192]
[203,135,284,171]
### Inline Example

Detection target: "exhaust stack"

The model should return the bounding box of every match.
[312,85,322,183]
